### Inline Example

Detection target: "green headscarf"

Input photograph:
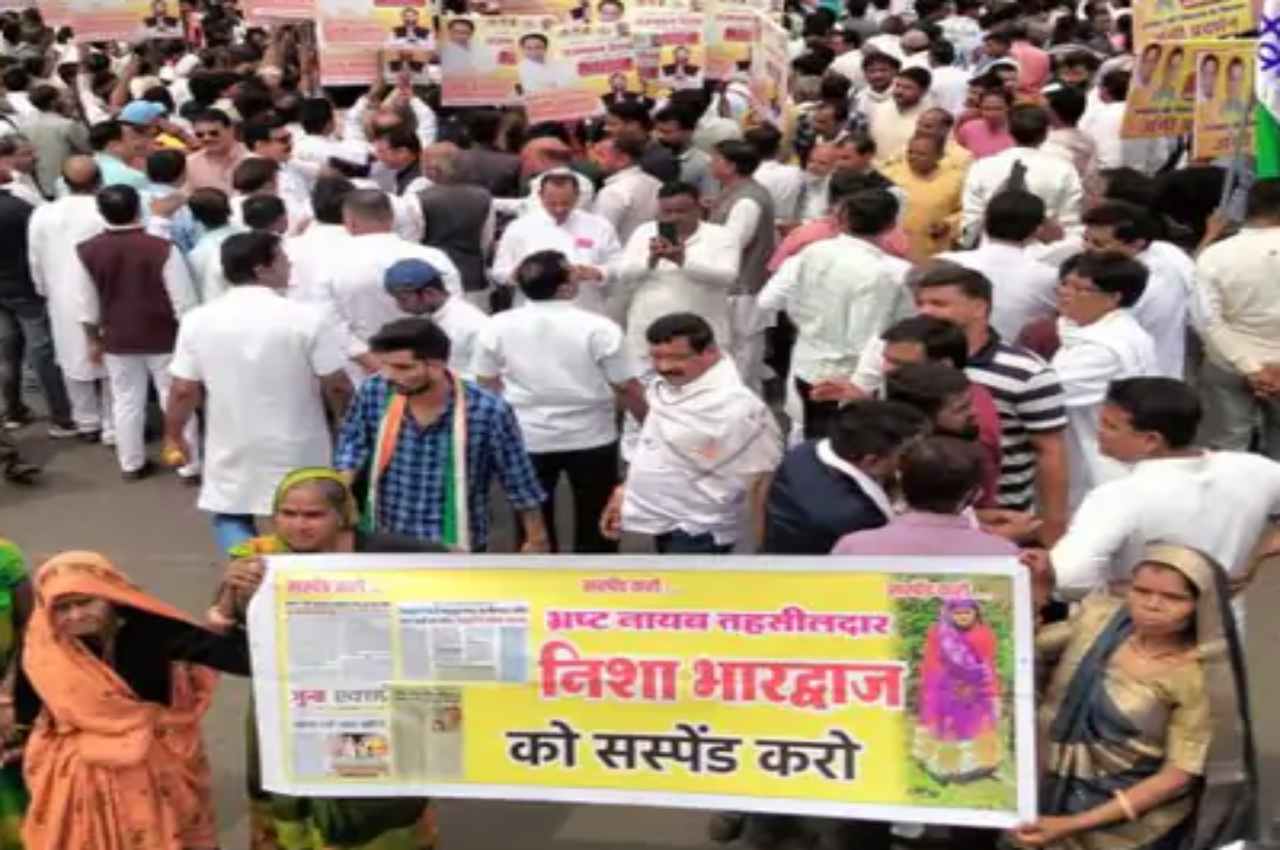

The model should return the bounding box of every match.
[227,468,359,559]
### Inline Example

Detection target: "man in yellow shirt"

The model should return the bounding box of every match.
[883,133,965,261]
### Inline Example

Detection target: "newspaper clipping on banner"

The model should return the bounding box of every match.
[1131,0,1255,47]
[1192,41,1258,157]
[751,12,790,125]
[631,1,705,95]
[315,0,431,85]
[1121,38,1237,137]
[249,555,1037,827]
[524,22,636,123]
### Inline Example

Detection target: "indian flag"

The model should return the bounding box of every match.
[1258,0,1280,177]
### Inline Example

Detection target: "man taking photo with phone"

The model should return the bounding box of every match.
[613,181,741,369]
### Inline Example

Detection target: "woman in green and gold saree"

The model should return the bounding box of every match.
[0,539,29,850]
[1013,543,1256,850]
[213,468,444,850]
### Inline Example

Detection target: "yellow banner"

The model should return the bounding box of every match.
[250,555,1037,827]
[1121,38,1239,138]
[751,12,789,125]
[1192,41,1257,158]
[1131,0,1255,47]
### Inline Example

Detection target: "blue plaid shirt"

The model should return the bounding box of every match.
[335,375,546,551]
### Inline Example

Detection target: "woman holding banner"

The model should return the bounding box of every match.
[216,467,445,850]
[1012,544,1256,850]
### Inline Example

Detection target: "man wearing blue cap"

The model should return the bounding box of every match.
[383,258,489,380]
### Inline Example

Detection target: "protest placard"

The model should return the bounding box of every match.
[250,554,1037,827]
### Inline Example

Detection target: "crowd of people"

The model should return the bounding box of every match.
[0,0,1274,847]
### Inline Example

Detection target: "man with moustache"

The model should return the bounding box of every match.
[335,317,550,553]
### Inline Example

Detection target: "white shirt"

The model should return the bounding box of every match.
[187,224,245,302]
[961,145,1083,237]
[1194,226,1280,374]
[284,222,354,304]
[799,174,830,221]
[473,299,638,453]
[431,295,489,380]
[491,207,621,314]
[293,132,370,170]
[344,93,438,147]
[591,165,661,245]
[320,231,462,357]
[622,357,782,543]
[27,193,105,381]
[441,41,494,74]
[829,49,866,87]
[1131,245,1190,378]
[929,65,970,116]
[1052,309,1159,511]
[1053,451,1280,594]
[169,285,348,515]
[615,221,741,364]
[939,240,1059,340]
[518,58,570,94]
[758,234,913,382]
[754,160,806,223]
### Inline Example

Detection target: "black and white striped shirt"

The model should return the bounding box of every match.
[965,332,1067,510]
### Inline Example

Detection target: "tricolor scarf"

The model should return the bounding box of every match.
[360,373,471,551]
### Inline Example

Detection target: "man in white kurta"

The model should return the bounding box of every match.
[1049,377,1279,628]
[613,185,740,366]
[1052,255,1159,512]
[167,230,352,554]
[491,172,622,315]
[613,315,782,552]
[316,189,460,382]
[26,156,109,440]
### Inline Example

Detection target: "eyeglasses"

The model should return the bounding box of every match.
[194,129,223,139]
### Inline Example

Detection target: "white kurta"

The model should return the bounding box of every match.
[169,285,348,515]
[1052,451,1280,596]
[1052,309,1159,512]
[432,295,490,380]
[318,231,462,358]
[614,221,741,365]
[491,207,622,314]
[26,194,105,381]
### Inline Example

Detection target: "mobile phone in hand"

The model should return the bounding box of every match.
[657,220,677,243]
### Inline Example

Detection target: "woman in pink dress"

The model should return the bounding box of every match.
[955,89,1016,158]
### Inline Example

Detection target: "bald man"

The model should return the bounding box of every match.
[493,138,595,218]
[27,155,114,442]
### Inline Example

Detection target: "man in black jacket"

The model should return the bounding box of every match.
[0,178,75,438]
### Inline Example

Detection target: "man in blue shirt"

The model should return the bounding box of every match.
[335,317,550,552]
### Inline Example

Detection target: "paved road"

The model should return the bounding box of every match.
[4,430,1277,848]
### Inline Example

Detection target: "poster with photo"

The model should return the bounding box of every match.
[1192,41,1257,158]
[46,0,160,43]
[316,0,432,85]
[1120,38,1236,137]
[631,1,704,94]
[524,22,636,122]
[704,0,766,80]
[439,15,546,105]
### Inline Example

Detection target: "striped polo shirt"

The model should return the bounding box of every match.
[965,331,1067,510]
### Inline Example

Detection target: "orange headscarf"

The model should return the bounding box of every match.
[20,551,220,850]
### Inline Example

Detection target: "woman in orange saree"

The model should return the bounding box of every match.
[16,551,251,850]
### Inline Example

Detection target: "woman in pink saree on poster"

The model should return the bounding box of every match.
[912,596,1003,783]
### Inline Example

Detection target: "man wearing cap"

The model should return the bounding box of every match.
[118,100,167,162]
[165,229,354,552]
[383,258,489,381]
[318,189,462,383]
